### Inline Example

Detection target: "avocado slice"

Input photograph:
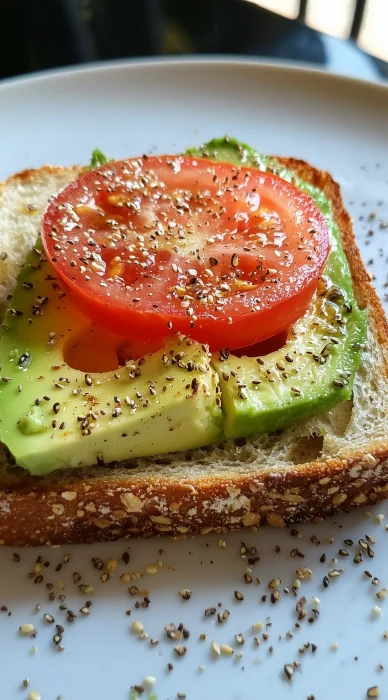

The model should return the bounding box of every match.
[0,243,222,475]
[189,138,366,439]
[212,276,365,438]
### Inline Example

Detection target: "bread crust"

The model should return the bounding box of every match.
[0,159,387,546]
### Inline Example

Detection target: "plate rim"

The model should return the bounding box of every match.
[1,55,388,99]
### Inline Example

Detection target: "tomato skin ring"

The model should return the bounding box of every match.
[42,156,330,350]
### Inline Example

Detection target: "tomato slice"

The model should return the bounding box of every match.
[42,156,330,351]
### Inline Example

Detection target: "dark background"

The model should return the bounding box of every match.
[1,0,387,81]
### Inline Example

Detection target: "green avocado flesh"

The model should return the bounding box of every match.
[0,138,366,475]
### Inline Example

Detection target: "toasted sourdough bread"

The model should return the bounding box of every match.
[0,159,387,546]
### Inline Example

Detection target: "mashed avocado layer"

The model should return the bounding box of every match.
[0,139,366,474]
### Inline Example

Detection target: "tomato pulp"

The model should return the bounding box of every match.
[42,156,330,351]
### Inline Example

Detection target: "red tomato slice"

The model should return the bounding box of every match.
[42,156,330,351]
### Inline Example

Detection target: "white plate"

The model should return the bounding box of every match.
[0,58,388,700]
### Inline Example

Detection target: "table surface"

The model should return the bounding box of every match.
[1,0,387,83]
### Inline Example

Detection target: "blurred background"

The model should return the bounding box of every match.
[1,0,387,81]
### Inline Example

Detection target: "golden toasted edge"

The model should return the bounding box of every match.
[0,164,82,188]
[0,159,388,545]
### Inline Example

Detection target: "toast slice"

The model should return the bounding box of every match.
[0,159,387,546]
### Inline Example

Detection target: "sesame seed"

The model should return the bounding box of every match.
[211,640,221,656]
[144,676,156,688]
[268,577,281,589]
[106,559,118,574]
[376,589,388,600]
[251,622,264,631]
[145,564,158,575]
[132,620,144,635]
[220,644,234,656]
